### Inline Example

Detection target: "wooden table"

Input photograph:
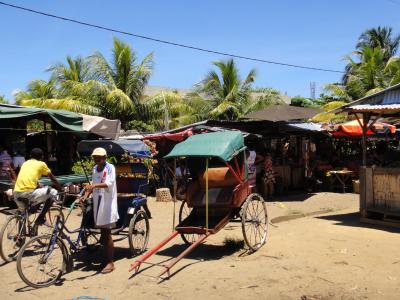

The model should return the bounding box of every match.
[329,170,354,193]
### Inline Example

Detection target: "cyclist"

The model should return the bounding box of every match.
[13,148,62,224]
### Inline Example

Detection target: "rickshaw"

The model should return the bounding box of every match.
[15,139,152,288]
[129,131,269,279]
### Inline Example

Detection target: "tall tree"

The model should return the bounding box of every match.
[356,26,400,58]
[15,38,156,129]
[195,59,256,120]
[343,26,400,85]
[48,55,91,83]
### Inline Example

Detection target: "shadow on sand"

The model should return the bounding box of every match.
[268,192,316,203]
[316,212,400,233]
[129,240,246,281]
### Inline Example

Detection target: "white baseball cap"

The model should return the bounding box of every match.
[91,147,107,157]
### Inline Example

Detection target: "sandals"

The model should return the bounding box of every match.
[100,264,115,274]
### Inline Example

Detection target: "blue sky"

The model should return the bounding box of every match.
[1,0,400,101]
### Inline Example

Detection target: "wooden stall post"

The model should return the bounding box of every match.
[353,113,370,166]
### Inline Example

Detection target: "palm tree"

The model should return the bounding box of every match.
[15,38,155,129]
[345,47,388,98]
[15,78,100,115]
[145,91,211,130]
[195,59,256,120]
[89,38,154,122]
[384,56,400,86]
[48,55,91,83]
[326,46,400,101]
[343,26,400,85]
[356,26,400,58]
[244,87,285,114]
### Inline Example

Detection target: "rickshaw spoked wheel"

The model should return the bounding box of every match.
[240,193,269,252]
[178,200,200,245]
[128,210,150,256]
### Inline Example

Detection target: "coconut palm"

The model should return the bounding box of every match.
[15,78,100,115]
[143,91,211,130]
[343,26,400,85]
[195,59,256,120]
[48,56,91,83]
[15,38,156,129]
[356,26,400,58]
[384,56,400,86]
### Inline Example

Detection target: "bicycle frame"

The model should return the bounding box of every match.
[41,194,92,261]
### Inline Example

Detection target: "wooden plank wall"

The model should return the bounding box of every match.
[361,167,400,214]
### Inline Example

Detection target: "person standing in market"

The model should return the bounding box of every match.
[246,149,257,191]
[263,153,275,200]
[83,147,119,274]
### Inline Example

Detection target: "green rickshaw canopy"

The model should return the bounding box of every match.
[165,131,246,162]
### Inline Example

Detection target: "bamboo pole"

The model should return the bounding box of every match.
[205,158,209,231]
[172,158,177,231]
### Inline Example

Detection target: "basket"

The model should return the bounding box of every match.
[156,188,172,202]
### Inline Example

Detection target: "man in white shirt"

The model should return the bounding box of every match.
[84,147,119,274]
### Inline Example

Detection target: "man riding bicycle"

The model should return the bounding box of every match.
[13,148,62,224]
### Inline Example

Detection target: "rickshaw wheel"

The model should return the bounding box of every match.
[128,210,150,256]
[240,193,269,252]
[178,200,200,245]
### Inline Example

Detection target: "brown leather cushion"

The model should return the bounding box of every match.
[198,167,238,189]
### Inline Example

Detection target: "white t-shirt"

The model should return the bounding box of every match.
[13,155,25,168]
[92,163,119,226]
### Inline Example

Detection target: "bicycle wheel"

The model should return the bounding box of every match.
[17,234,66,288]
[178,200,199,245]
[128,210,150,256]
[0,214,25,262]
[241,193,269,252]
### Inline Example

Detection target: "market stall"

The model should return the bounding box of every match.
[337,83,400,227]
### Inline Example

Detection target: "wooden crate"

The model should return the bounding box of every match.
[360,167,400,227]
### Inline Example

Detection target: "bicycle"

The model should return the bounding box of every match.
[16,188,149,288]
[0,194,64,263]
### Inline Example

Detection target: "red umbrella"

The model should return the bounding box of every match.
[332,119,396,137]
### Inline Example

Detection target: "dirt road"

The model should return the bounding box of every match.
[0,193,399,300]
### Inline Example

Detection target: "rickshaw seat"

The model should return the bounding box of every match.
[186,179,234,209]
[198,167,239,189]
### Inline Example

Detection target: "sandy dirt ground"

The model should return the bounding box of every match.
[0,192,399,300]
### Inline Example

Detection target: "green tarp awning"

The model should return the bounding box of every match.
[165,131,246,161]
[0,104,83,133]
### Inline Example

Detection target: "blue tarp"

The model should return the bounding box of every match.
[77,139,151,157]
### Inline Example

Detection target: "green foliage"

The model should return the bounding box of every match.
[290,96,323,108]
[0,95,8,104]
[325,26,400,102]
[15,38,155,130]
[311,101,349,124]
[195,58,256,120]
[72,157,94,175]
[126,120,156,133]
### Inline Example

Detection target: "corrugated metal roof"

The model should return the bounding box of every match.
[348,104,400,111]
[382,88,400,104]
[287,122,324,131]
